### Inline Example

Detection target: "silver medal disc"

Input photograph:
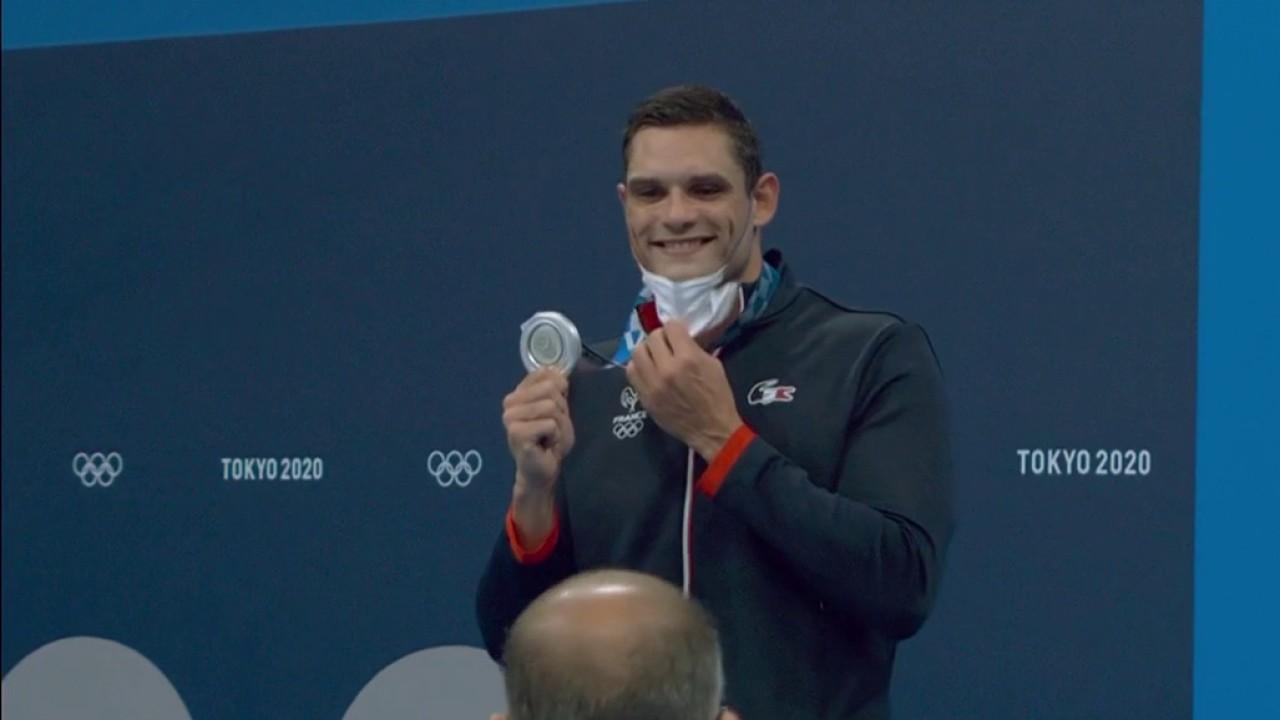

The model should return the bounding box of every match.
[519,311,582,374]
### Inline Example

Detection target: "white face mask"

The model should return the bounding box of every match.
[639,200,754,337]
[640,264,740,337]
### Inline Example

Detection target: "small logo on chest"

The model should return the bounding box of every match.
[747,379,797,406]
[612,386,648,439]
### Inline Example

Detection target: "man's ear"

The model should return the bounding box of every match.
[750,172,780,228]
[617,181,627,206]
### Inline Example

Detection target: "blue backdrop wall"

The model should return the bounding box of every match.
[2,1,1275,719]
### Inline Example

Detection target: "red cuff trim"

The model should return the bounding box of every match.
[506,505,560,564]
[697,424,757,497]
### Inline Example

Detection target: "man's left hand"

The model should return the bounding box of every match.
[625,320,744,462]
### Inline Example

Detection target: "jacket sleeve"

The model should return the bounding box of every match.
[474,499,578,663]
[704,321,953,639]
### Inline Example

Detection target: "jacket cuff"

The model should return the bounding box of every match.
[505,505,560,564]
[697,424,758,497]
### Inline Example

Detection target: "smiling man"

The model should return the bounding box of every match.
[477,85,954,720]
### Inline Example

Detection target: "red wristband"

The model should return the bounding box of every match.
[505,505,560,564]
[697,424,757,497]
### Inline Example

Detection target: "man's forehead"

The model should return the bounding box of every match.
[626,125,741,182]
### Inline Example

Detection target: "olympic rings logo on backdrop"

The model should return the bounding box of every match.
[428,450,482,487]
[73,452,123,487]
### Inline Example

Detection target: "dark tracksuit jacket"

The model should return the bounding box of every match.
[476,251,954,719]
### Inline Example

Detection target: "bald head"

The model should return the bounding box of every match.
[502,570,723,720]
[514,570,698,668]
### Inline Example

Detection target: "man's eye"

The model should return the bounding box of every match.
[635,187,663,199]
[692,185,724,196]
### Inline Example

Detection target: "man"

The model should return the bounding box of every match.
[496,569,737,720]
[477,84,953,719]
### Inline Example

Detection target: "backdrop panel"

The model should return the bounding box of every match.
[2,2,1201,718]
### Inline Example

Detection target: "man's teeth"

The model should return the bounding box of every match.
[662,238,706,249]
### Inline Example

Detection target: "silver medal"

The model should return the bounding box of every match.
[519,311,582,374]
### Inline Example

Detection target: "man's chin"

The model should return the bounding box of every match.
[655,266,721,282]
[663,267,710,281]
[642,253,725,281]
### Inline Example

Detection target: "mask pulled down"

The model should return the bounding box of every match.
[640,266,739,338]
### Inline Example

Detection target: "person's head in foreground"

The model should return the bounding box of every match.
[496,569,739,720]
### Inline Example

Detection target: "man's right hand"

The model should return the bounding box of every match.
[501,368,574,546]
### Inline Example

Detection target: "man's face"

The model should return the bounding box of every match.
[619,125,759,282]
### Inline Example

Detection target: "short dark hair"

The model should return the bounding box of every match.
[622,85,763,191]
[503,571,724,720]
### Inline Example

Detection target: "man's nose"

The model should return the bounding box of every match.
[662,190,697,229]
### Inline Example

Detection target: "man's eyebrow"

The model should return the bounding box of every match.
[626,173,731,188]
